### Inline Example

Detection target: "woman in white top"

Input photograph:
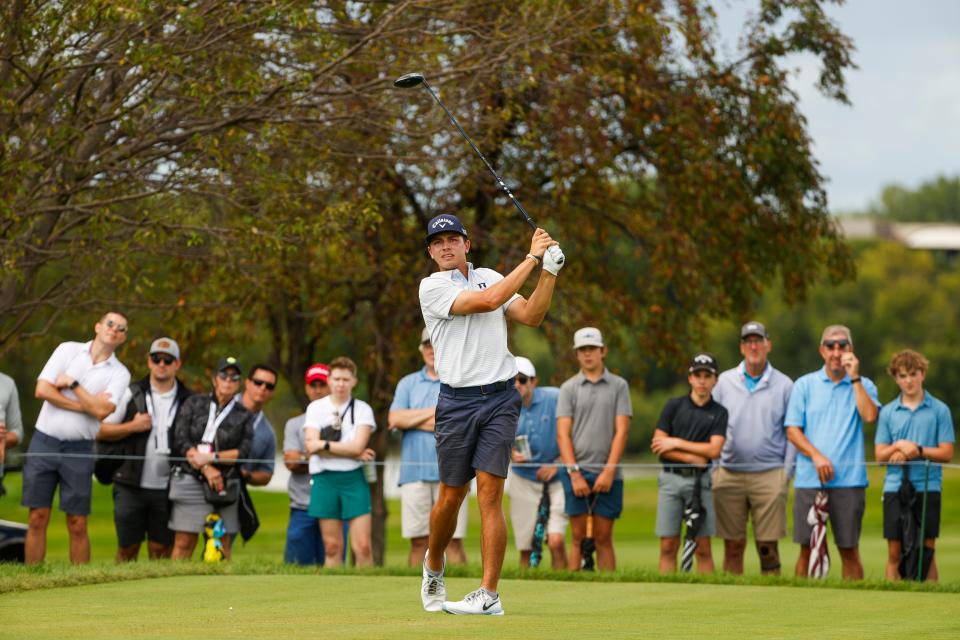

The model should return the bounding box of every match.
[303,356,376,566]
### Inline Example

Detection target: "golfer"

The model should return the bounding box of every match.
[418,213,564,615]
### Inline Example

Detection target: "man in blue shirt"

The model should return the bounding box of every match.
[507,356,567,568]
[389,328,468,567]
[875,349,955,582]
[785,325,880,580]
[238,364,278,488]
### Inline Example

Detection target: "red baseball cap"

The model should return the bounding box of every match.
[305,363,329,384]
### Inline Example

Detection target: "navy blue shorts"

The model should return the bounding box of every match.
[22,431,95,515]
[434,383,521,487]
[560,470,624,520]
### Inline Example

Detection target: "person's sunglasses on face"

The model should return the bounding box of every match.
[150,353,175,366]
[105,319,127,333]
[251,378,276,391]
[822,339,850,350]
[516,375,529,385]
[218,371,241,382]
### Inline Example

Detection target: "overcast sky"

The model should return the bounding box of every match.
[715,1,960,213]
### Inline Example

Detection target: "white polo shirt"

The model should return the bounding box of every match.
[304,395,377,474]
[36,341,131,441]
[419,263,520,388]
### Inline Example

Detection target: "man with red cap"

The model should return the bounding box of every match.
[282,363,332,564]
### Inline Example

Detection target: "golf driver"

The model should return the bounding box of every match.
[394,72,537,231]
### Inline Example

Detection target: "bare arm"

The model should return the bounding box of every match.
[651,428,709,465]
[243,469,272,486]
[97,412,152,441]
[304,426,373,458]
[556,416,576,465]
[283,449,310,474]
[388,407,435,432]
[786,425,834,484]
[853,381,878,424]
[449,229,555,315]
[35,379,83,413]
[505,270,557,327]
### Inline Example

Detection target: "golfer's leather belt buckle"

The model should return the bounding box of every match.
[664,466,700,477]
[441,380,511,396]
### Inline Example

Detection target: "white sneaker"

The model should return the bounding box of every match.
[442,588,504,616]
[421,552,446,612]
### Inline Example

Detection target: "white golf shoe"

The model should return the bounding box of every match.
[442,588,504,616]
[421,552,446,612]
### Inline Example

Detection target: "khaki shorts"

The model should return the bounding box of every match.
[712,467,788,541]
[507,471,568,551]
[400,481,468,539]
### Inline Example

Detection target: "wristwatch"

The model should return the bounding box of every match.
[323,440,331,451]
[567,463,581,475]
[69,380,80,390]
[917,445,924,459]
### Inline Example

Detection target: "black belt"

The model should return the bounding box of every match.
[663,466,703,477]
[440,380,512,396]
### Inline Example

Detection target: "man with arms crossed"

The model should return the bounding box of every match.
[557,328,632,571]
[785,324,879,579]
[23,311,132,564]
[98,337,192,561]
[652,352,727,574]
[875,349,954,581]
[711,322,794,575]
[419,213,564,615]
[390,328,468,567]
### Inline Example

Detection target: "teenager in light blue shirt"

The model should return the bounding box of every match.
[785,325,879,580]
[389,329,467,567]
[875,349,955,582]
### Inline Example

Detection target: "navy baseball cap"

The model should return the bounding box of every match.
[425,214,468,244]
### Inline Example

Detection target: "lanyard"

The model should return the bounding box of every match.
[145,388,179,452]
[202,396,237,445]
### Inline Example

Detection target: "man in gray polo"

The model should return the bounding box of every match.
[418,213,564,615]
[712,321,794,575]
[557,327,632,571]
[0,370,24,477]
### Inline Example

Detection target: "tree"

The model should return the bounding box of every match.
[869,175,960,222]
[3,1,858,563]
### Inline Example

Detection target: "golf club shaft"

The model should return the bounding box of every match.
[420,79,538,231]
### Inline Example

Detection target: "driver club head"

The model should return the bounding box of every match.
[394,72,425,89]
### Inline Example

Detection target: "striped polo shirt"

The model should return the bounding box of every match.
[419,263,520,388]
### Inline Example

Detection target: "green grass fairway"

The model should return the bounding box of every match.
[2,575,959,639]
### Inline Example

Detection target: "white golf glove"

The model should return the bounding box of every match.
[543,245,565,276]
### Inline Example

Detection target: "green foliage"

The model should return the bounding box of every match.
[869,175,960,222]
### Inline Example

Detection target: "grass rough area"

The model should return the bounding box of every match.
[2,575,960,640]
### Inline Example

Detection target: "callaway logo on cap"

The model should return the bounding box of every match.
[425,213,468,244]
[688,352,718,374]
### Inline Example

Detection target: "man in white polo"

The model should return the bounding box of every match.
[23,310,132,564]
[418,213,564,615]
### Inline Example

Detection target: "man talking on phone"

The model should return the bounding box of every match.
[784,325,880,580]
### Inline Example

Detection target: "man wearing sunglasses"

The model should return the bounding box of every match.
[98,337,193,561]
[785,325,880,580]
[238,364,279,487]
[23,311,132,564]
[507,356,566,569]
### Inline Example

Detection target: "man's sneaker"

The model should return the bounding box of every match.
[421,552,446,612]
[442,588,504,616]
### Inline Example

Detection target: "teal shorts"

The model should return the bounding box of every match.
[308,468,371,521]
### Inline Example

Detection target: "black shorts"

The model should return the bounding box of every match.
[21,431,95,515]
[435,383,521,487]
[113,483,174,547]
[883,491,941,540]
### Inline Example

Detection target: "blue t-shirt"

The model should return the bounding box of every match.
[243,411,276,474]
[390,367,441,485]
[876,391,955,493]
[784,367,880,489]
[512,386,562,482]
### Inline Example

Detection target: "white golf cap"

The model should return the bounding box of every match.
[573,327,604,349]
[515,356,536,378]
[149,337,180,360]
[420,327,431,345]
